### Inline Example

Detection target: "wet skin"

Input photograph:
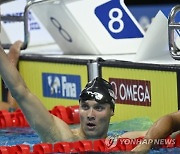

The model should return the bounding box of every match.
[79,100,114,139]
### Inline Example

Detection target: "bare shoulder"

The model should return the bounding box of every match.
[120,130,147,139]
[71,128,84,140]
[71,128,79,135]
[52,116,84,141]
[41,115,76,142]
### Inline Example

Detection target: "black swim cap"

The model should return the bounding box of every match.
[79,77,116,111]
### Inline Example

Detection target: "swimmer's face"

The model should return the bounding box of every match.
[79,100,114,139]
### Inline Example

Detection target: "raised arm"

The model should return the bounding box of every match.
[132,111,180,152]
[0,40,22,111]
[0,42,74,142]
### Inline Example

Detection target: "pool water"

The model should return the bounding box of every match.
[0,127,40,147]
[0,117,152,147]
[0,117,180,153]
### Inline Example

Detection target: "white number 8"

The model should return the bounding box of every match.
[108,8,124,33]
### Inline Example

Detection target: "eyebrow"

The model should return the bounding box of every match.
[80,100,88,104]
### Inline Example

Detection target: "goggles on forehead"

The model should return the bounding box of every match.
[79,77,116,111]
[81,91,103,101]
[79,89,115,105]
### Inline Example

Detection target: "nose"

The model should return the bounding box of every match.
[87,108,95,121]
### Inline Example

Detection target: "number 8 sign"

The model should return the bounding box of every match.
[95,0,144,39]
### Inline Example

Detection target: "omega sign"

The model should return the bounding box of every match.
[109,78,151,106]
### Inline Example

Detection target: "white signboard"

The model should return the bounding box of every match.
[32,0,145,54]
[0,0,55,47]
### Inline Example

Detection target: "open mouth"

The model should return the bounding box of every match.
[87,122,96,129]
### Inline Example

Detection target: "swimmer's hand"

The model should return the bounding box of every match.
[8,40,23,67]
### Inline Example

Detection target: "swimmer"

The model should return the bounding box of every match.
[0,41,22,111]
[0,45,146,142]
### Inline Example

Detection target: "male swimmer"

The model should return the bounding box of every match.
[0,45,145,142]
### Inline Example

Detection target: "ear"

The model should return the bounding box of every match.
[110,110,114,116]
